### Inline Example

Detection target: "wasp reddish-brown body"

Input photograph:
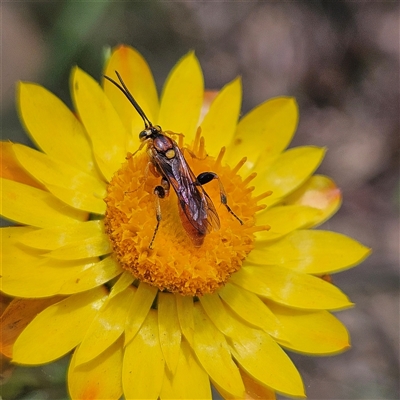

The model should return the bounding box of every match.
[104,72,242,248]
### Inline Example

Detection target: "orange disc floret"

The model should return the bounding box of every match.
[104,136,268,296]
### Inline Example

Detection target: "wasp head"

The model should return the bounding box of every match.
[139,125,162,142]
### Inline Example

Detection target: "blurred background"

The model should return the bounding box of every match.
[1,1,399,399]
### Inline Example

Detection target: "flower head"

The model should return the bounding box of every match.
[0,45,370,399]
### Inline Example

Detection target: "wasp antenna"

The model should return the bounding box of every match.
[103,72,153,129]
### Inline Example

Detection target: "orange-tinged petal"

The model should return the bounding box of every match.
[248,230,372,274]
[200,77,242,156]
[17,83,101,179]
[284,175,342,227]
[192,303,245,399]
[75,286,135,365]
[19,220,104,250]
[68,336,123,400]
[47,233,111,259]
[255,205,322,241]
[0,293,11,316]
[123,310,164,399]
[71,67,128,181]
[199,90,219,124]
[1,178,87,227]
[231,265,353,310]
[254,146,326,203]
[227,97,298,175]
[160,339,211,400]
[158,52,204,143]
[240,368,276,400]
[218,283,285,340]
[158,292,182,374]
[176,295,195,345]
[59,257,123,294]
[103,45,159,146]
[0,142,44,189]
[12,287,107,364]
[0,297,62,358]
[267,301,350,355]
[124,282,158,344]
[226,315,305,397]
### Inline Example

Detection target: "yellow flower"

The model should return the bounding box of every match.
[0,45,370,400]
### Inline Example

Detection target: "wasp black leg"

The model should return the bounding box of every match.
[196,172,243,225]
[149,177,170,249]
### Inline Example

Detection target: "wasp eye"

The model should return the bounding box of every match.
[139,130,148,140]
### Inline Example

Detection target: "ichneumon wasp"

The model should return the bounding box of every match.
[104,71,243,248]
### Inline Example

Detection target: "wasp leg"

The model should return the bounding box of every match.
[196,172,243,225]
[126,140,148,160]
[149,177,170,249]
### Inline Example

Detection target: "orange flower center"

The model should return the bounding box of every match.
[104,132,269,296]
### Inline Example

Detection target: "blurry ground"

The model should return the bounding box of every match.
[1,2,399,400]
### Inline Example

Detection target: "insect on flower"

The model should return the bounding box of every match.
[104,71,243,249]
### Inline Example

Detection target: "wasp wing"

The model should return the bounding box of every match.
[152,143,220,235]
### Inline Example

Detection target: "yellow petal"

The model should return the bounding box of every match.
[227,313,305,397]
[255,205,322,241]
[218,283,285,340]
[231,265,353,310]
[2,229,117,297]
[2,226,40,269]
[284,175,342,227]
[124,282,158,344]
[192,303,245,399]
[75,286,135,365]
[199,293,236,336]
[17,83,101,179]
[160,339,211,400]
[200,77,242,156]
[158,52,204,143]
[46,183,106,214]
[71,67,128,181]
[254,146,326,203]
[12,287,107,364]
[227,97,298,176]
[2,256,107,298]
[59,257,123,294]
[108,271,134,299]
[103,45,159,147]
[176,295,195,345]
[0,142,44,189]
[158,292,182,374]
[1,178,87,227]
[267,301,350,355]
[248,230,371,274]
[123,310,164,399]
[19,220,104,250]
[12,143,106,195]
[47,234,111,259]
[69,336,123,400]
[0,297,62,358]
